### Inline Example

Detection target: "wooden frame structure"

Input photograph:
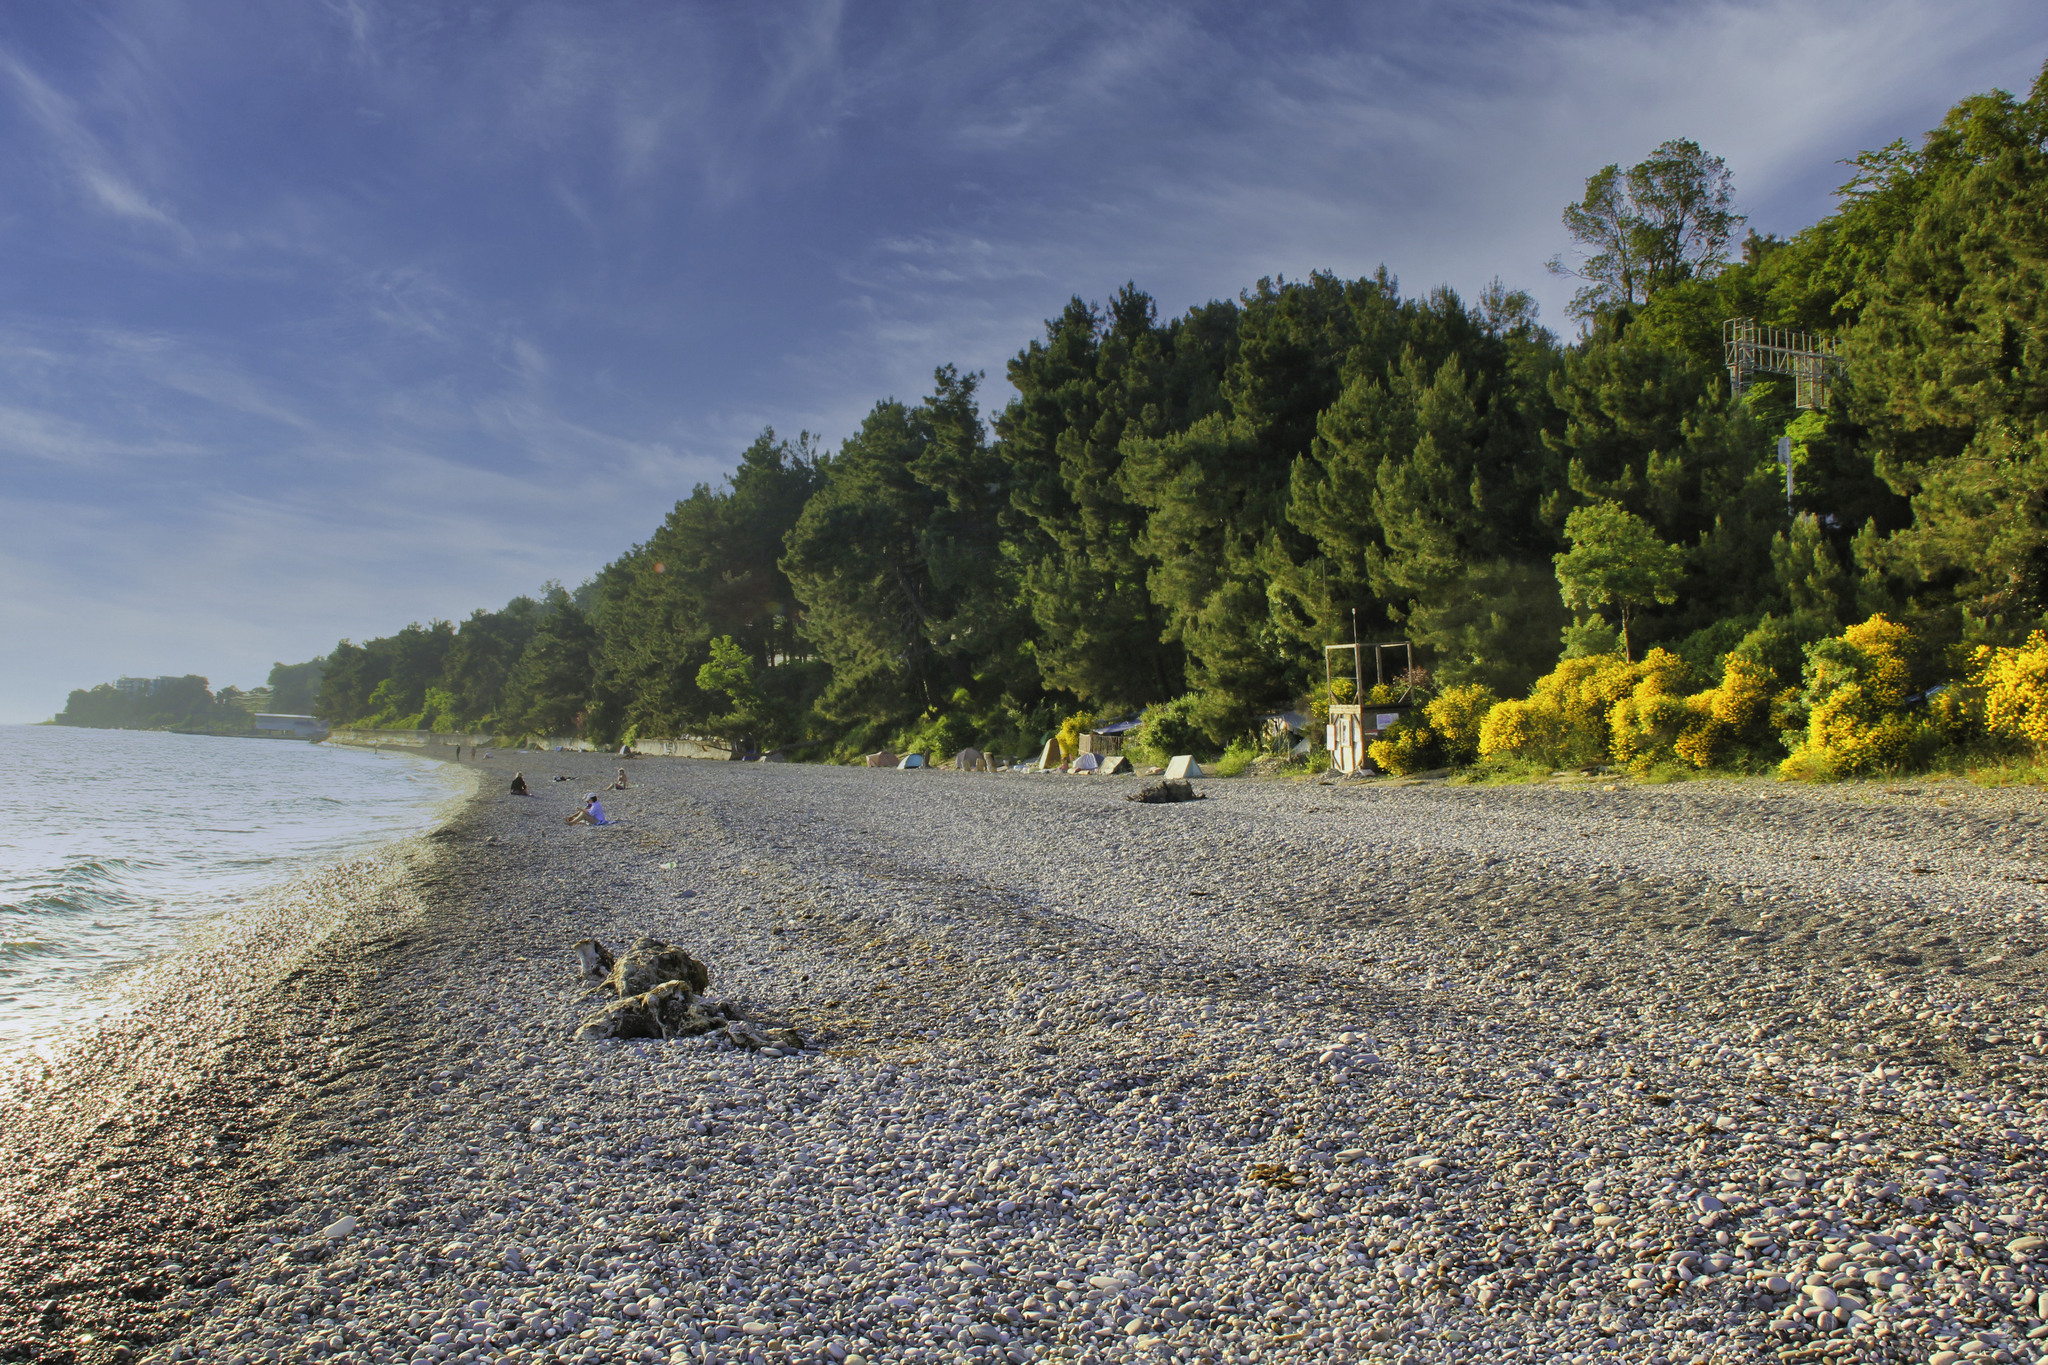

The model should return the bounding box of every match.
[1724,318,1845,411]
[1324,638,1419,774]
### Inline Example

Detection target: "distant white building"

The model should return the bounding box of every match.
[254,714,326,737]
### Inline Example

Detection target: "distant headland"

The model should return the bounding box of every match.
[51,659,326,737]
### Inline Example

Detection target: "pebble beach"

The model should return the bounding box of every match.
[6,757,2048,1365]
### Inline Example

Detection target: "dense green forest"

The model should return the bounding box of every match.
[301,66,2048,768]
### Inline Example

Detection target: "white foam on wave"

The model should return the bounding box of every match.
[0,725,472,1065]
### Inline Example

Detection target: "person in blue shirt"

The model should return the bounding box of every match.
[565,793,610,826]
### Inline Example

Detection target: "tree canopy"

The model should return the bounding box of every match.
[280,61,2048,761]
[1550,138,1742,320]
[1553,502,1686,660]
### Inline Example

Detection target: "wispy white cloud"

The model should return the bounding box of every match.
[97,332,315,431]
[0,47,188,242]
[0,401,204,468]
[322,0,376,57]
[864,234,1050,289]
[815,0,2048,370]
[349,268,461,343]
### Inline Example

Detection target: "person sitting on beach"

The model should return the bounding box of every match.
[510,772,528,795]
[565,794,611,826]
[612,768,630,790]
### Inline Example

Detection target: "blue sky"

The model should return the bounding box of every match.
[1,0,2044,722]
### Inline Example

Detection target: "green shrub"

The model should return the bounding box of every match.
[1448,754,1554,785]
[1132,694,1208,765]
[886,711,977,763]
[1208,739,1261,777]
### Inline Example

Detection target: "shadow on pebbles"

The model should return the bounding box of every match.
[12,758,2048,1365]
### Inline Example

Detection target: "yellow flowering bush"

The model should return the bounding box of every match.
[1476,695,1538,758]
[1308,674,1356,728]
[1924,682,1984,746]
[1975,632,2048,750]
[1055,710,1098,761]
[1368,717,1438,775]
[1476,647,1790,772]
[1424,683,1501,764]
[1476,653,1642,768]
[1607,650,1696,766]
[1658,655,1781,769]
[1779,614,1917,778]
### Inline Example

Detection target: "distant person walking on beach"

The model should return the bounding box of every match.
[612,768,630,790]
[565,793,610,826]
[510,772,528,795]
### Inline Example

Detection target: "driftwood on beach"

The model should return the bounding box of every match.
[571,937,724,1041]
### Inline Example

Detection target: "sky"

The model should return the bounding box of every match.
[0,1,2044,723]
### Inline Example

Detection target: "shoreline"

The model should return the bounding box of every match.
[0,738,475,1099]
[6,756,2048,1364]
[0,754,479,1363]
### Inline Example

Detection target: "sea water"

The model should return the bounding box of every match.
[0,725,470,1065]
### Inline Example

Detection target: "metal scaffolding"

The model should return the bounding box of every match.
[1723,318,1845,410]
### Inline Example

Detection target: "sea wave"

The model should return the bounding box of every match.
[0,889,146,919]
[0,725,472,1063]
[0,854,156,919]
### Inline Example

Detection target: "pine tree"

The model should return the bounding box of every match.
[1848,61,2048,643]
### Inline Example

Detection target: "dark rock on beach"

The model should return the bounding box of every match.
[1127,777,1203,803]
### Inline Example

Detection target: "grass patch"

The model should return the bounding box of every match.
[1208,740,1261,777]
[1964,755,2048,786]
[1447,755,1554,785]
